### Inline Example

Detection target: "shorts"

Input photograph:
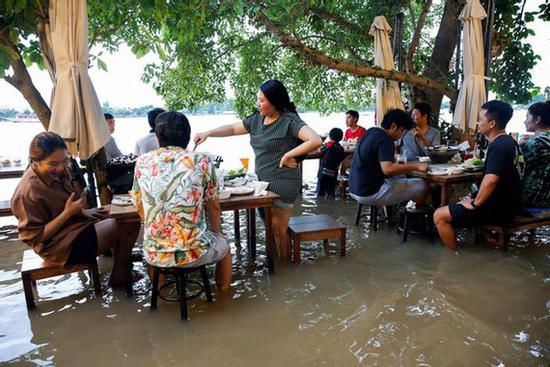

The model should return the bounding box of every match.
[350,177,425,206]
[273,199,295,210]
[257,199,295,220]
[66,224,98,266]
[449,204,512,227]
[181,234,229,268]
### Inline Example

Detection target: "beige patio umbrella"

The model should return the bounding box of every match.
[47,0,111,160]
[452,0,488,133]
[369,16,405,125]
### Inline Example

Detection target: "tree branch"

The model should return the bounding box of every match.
[88,9,136,50]
[254,11,456,100]
[308,6,372,41]
[406,0,432,74]
[0,20,51,128]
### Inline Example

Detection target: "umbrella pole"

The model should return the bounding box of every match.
[454,21,462,89]
[483,0,495,98]
[85,159,98,207]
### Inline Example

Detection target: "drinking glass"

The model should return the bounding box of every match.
[240,157,249,173]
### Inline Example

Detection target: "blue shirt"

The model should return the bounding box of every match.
[400,126,440,160]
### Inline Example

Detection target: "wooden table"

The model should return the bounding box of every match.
[0,164,25,179]
[220,191,280,273]
[109,191,281,274]
[108,199,142,295]
[409,164,483,206]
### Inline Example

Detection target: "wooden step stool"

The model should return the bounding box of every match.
[288,214,346,263]
[20,250,101,309]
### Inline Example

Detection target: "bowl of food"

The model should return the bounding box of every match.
[224,167,246,180]
[463,158,484,172]
[427,146,458,164]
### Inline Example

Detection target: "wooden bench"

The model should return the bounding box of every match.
[20,250,101,309]
[288,214,346,264]
[478,212,550,248]
[0,200,12,217]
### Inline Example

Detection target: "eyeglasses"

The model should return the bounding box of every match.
[44,158,71,168]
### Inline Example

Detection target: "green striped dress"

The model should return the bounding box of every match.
[243,111,306,204]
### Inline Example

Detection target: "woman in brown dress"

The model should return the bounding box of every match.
[11,132,137,286]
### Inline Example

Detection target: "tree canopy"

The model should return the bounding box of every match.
[0,0,548,127]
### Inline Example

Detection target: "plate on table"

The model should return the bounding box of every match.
[228,187,254,196]
[112,196,133,206]
[428,169,448,176]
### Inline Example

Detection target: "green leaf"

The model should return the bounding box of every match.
[97,58,108,71]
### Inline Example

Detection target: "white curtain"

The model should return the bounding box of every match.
[452,0,488,133]
[369,16,405,125]
[48,0,110,159]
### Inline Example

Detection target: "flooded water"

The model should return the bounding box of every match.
[1,111,549,366]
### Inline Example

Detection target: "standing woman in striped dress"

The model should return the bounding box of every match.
[194,80,322,258]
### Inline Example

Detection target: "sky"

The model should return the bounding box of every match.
[0,2,549,110]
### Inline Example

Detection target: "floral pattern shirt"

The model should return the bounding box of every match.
[131,146,219,267]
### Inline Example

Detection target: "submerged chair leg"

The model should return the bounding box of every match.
[371,206,378,231]
[200,266,213,303]
[150,267,159,310]
[355,204,363,225]
[402,212,409,243]
[178,272,189,321]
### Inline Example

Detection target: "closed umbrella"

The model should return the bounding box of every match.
[47,0,111,160]
[369,16,405,125]
[452,0,488,133]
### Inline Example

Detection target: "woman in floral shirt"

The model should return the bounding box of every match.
[131,112,232,289]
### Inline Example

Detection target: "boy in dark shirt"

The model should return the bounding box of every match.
[434,100,524,249]
[317,128,346,197]
[348,109,429,206]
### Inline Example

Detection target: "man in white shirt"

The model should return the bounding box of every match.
[134,107,165,155]
[103,113,123,161]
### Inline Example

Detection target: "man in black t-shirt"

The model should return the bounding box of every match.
[434,100,523,249]
[349,109,429,206]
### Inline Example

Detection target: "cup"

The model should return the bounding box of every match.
[397,154,407,164]
[240,157,249,173]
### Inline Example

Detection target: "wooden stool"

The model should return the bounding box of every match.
[336,177,348,198]
[288,214,346,264]
[150,265,213,321]
[399,205,435,243]
[20,250,101,309]
[355,204,392,231]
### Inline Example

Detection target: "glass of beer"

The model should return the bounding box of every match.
[240,157,249,173]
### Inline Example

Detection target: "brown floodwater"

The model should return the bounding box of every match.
[1,177,549,366]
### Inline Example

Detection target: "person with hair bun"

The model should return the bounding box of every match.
[131,111,232,290]
[11,132,138,286]
[520,101,550,207]
[194,79,322,258]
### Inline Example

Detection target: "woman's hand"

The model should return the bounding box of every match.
[193,132,209,146]
[64,192,86,217]
[82,207,109,220]
[279,154,298,169]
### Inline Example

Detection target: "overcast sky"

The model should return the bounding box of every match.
[1,3,548,110]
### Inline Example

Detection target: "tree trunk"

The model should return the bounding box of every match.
[415,0,465,122]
